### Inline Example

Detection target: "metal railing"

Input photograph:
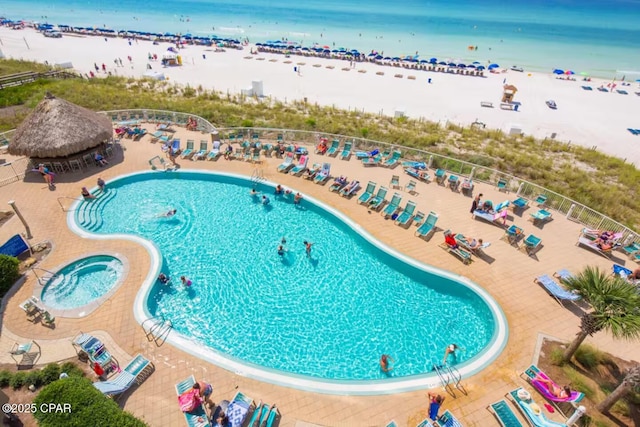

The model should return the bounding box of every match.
[101,109,216,134]
[0,155,33,187]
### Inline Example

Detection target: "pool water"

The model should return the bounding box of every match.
[78,172,499,381]
[41,255,124,310]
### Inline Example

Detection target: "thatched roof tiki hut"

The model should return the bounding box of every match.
[8,93,112,158]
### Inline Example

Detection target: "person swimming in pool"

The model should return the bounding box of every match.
[180,276,192,287]
[443,344,459,363]
[303,240,313,257]
[277,245,286,256]
[159,209,177,217]
[262,195,270,205]
[250,188,258,196]
[158,273,171,284]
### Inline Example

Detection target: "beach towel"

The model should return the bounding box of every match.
[179,389,202,413]
[429,401,441,421]
[227,399,250,427]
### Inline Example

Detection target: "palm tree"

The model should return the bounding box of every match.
[561,266,640,363]
[596,364,640,413]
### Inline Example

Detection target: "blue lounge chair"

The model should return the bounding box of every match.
[357,181,376,204]
[405,180,417,194]
[340,180,361,197]
[497,178,509,192]
[535,275,581,304]
[529,209,552,225]
[440,240,472,265]
[613,264,633,278]
[264,405,279,427]
[622,242,640,257]
[226,391,253,427]
[448,174,460,191]
[289,155,309,175]
[369,187,389,211]
[412,210,426,227]
[246,401,270,427]
[362,153,383,166]
[495,200,510,212]
[401,161,427,169]
[390,175,401,189]
[340,141,353,159]
[435,410,464,427]
[581,85,593,91]
[415,211,438,238]
[381,193,402,217]
[488,399,524,427]
[395,200,417,226]
[181,140,195,159]
[170,138,181,155]
[405,167,431,182]
[207,142,221,160]
[521,234,542,255]
[535,194,547,206]
[94,354,153,396]
[193,141,208,160]
[330,176,348,192]
[175,375,208,427]
[326,139,340,156]
[435,169,447,185]
[314,163,331,184]
[511,197,529,213]
[553,269,573,281]
[508,388,566,427]
[277,152,295,172]
[356,149,379,158]
[383,150,402,168]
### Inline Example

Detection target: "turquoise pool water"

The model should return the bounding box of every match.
[41,255,124,310]
[75,172,500,381]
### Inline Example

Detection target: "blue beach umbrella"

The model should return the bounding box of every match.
[375,55,383,60]
[472,61,481,65]
[301,47,309,51]
[476,65,486,70]
[488,63,500,69]
[368,52,376,57]
[457,63,466,68]
[351,49,359,54]
[438,61,447,65]
[552,69,564,74]
[392,57,401,61]
[338,47,346,52]
[323,49,331,53]
[420,59,429,63]
[448,62,457,67]
[383,57,391,61]
[429,57,438,63]
[331,49,339,53]
[467,64,476,69]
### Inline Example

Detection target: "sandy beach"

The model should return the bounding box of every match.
[2,27,640,165]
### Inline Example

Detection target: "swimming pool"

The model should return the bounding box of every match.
[70,171,507,394]
[39,254,126,317]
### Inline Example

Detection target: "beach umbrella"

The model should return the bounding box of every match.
[351,49,359,54]
[368,52,376,57]
[420,59,429,63]
[438,61,447,65]
[457,63,467,68]
[383,57,391,61]
[338,47,346,52]
[392,57,401,61]
[552,69,564,75]
[301,47,310,51]
[476,65,486,70]
[565,70,575,75]
[447,62,457,67]
[467,64,476,69]
[331,49,339,53]
[9,93,112,158]
[344,51,353,56]
[429,57,438,63]
[323,49,331,53]
[375,55,383,60]
[472,61,481,65]
[488,63,500,69]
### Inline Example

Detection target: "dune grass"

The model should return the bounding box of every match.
[1,59,639,230]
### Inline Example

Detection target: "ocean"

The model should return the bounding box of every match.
[2,0,639,77]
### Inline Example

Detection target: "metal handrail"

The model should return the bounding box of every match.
[31,267,59,285]
[57,196,82,212]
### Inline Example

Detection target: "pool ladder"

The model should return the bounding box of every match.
[142,315,173,346]
[433,364,467,398]
[251,168,265,186]
[31,267,59,286]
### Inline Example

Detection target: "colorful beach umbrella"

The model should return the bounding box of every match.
[565,70,575,75]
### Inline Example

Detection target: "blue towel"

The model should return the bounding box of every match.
[429,402,441,421]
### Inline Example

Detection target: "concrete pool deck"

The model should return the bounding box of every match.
[0,125,637,426]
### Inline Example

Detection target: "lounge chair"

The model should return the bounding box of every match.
[207,143,221,160]
[170,138,181,155]
[497,178,509,192]
[72,333,118,372]
[511,197,529,213]
[412,210,426,227]
[440,240,472,265]
[404,167,431,183]
[302,163,322,180]
[357,181,377,204]
[340,141,353,159]
[435,169,447,185]
[314,163,331,184]
[435,410,464,427]
[246,401,269,427]
[461,179,473,196]
[251,148,261,163]
[289,155,309,175]
[576,232,622,259]
[581,85,592,91]
[523,365,585,403]
[176,375,208,427]
[553,269,573,281]
[340,180,361,197]
[381,193,402,217]
[10,341,41,368]
[369,187,389,211]
[383,150,402,168]
[622,242,640,258]
[495,200,510,212]
[226,391,253,427]
[362,153,383,166]
[356,149,379,158]
[401,161,427,169]
[613,263,633,278]
[277,133,284,143]
[395,200,417,226]
[385,421,398,427]
[94,354,153,396]
[405,180,417,194]
[488,399,524,427]
[455,234,490,255]
[502,225,524,246]
[448,174,460,191]
[193,141,208,160]
[329,176,348,192]
[415,211,438,238]
[390,175,401,189]
[264,405,279,427]
[151,130,169,143]
[181,140,195,159]
[535,194,547,206]
[535,275,581,304]
[473,209,507,226]
[508,388,566,427]
[326,139,340,156]
[521,234,542,255]
[529,209,552,225]
[277,152,295,172]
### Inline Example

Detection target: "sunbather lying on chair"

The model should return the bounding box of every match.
[534,374,572,399]
[444,233,458,249]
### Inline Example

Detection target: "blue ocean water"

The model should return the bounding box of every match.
[2,0,639,76]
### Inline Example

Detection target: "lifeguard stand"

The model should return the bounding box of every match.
[502,84,518,103]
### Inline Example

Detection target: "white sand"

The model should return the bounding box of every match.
[2,27,640,165]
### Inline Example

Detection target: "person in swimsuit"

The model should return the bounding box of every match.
[303,241,313,257]
[380,354,394,373]
[38,164,55,185]
[534,374,572,398]
[81,187,96,199]
[180,276,192,287]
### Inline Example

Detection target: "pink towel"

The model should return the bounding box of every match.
[178,389,202,413]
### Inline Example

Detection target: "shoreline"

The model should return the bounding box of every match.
[1,26,640,165]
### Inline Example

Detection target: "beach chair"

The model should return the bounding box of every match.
[340,141,353,159]
[622,242,640,258]
[523,365,585,404]
[488,399,524,427]
[226,391,253,427]
[383,150,402,168]
[10,341,41,368]
[362,153,384,166]
[243,147,253,162]
[404,167,431,182]
[289,155,309,175]
[181,140,195,159]
[534,275,581,304]
[435,410,464,427]
[381,193,402,217]
[326,139,340,156]
[473,209,508,226]
[553,269,573,281]
[402,161,427,169]
[448,174,460,191]
[277,133,284,143]
[502,225,524,246]
[508,388,566,427]
[277,152,295,173]
[340,180,361,197]
[314,163,331,184]
[511,197,529,213]
[175,375,208,427]
[228,133,236,144]
[405,180,417,194]
[207,143,221,160]
[576,232,621,259]
[357,181,376,204]
[435,169,447,185]
[521,234,542,255]
[329,176,348,192]
[264,405,279,427]
[251,148,261,163]
[193,141,208,160]
[390,175,402,189]
[529,209,552,225]
[395,200,417,226]
[303,163,322,180]
[612,264,633,279]
[369,187,389,211]
[534,194,547,206]
[356,148,380,158]
[412,210,426,227]
[416,212,438,238]
[455,234,490,256]
[94,354,153,397]
[246,401,268,427]
[495,200,510,212]
[440,240,472,265]
[497,178,509,192]
[460,178,473,195]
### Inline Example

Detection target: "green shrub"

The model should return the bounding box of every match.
[241,119,254,127]
[9,372,27,390]
[40,364,61,385]
[0,371,11,387]
[0,255,20,297]
[574,344,603,370]
[549,348,565,366]
[24,370,44,388]
[562,366,595,398]
[60,361,85,378]
[33,376,146,427]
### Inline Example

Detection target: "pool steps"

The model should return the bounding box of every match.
[76,189,118,231]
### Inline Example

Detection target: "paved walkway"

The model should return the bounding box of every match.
[0,126,637,427]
